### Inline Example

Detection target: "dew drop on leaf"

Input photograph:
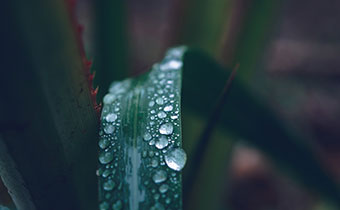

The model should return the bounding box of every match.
[143,132,152,141]
[155,136,168,149]
[159,184,169,193]
[105,113,117,122]
[98,139,110,149]
[157,111,166,119]
[99,152,114,164]
[164,148,187,171]
[103,180,115,191]
[156,97,164,105]
[112,200,123,210]
[104,125,115,134]
[159,123,173,135]
[152,170,167,183]
[163,105,173,112]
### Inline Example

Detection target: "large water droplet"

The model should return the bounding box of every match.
[159,123,173,135]
[164,148,187,171]
[164,105,173,112]
[103,180,115,191]
[99,152,114,164]
[106,113,117,122]
[104,125,115,134]
[157,111,166,119]
[152,170,167,183]
[143,132,152,141]
[155,136,168,149]
[159,184,169,193]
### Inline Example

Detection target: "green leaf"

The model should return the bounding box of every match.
[0,1,98,209]
[98,47,187,209]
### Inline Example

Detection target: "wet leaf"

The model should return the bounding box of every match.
[98,47,187,209]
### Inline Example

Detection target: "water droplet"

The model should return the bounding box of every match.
[165,197,171,204]
[164,148,187,171]
[96,168,103,176]
[159,184,169,193]
[99,152,114,164]
[98,139,110,149]
[156,97,164,105]
[105,113,117,122]
[99,201,109,210]
[102,169,111,178]
[155,136,168,149]
[159,123,173,135]
[143,132,152,141]
[149,101,155,107]
[151,159,158,167]
[149,139,155,146]
[150,203,165,210]
[157,111,166,119]
[170,115,178,120]
[160,60,182,71]
[103,94,115,104]
[112,200,123,210]
[164,105,173,112]
[104,125,115,134]
[154,193,160,200]
[169,94,175,98]
[103,179,115,191]
[153,170,167,183]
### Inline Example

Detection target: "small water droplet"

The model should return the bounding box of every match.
[103,94,115,104]
[99,201,109,210]
[149,139,155,146]
[170,115,178,120]
[104,125,115,134]
[143,132,152,141]
[151,159,158,167]
[150,203,165,210]
[153,170,167,183]
[155,136,169,149]
[102,169,111,178]
[157,111,166,119]
[165,197,171,204]
[164,148,187,171]
[105,113,117,122]
[99,152,114,164]
[149,151,155,157]
[160,60,182,71]
[103,180,115,191]
[149,101,155,107]
[98,139,110,149]
[159,184,169,193]
[159,123,173,135]
[156,97,164,105]
[112,200,123,210]
[164,105,173,112]
[154,193,160,200]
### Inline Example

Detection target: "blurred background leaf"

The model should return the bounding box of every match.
[0,0,98,209]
